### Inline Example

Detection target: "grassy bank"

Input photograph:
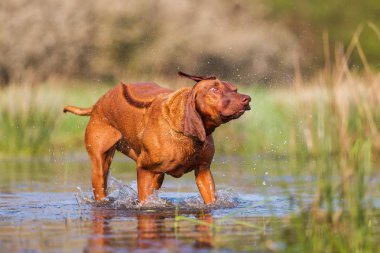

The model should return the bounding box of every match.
[0,84,61,155]
[0,70,379,160]
[0,81,111,156]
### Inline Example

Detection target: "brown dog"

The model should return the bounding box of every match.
[64,72,251,205]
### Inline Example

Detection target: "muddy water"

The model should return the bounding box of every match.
[0,154,315,252]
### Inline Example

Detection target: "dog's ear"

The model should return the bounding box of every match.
[178,71,216,82]
[183,88,206,142]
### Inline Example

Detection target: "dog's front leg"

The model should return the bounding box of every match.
[137,167,164,204]
[195,167,216,205]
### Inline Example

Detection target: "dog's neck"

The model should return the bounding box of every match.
[164,88,218,140]
[201,117,220,136]
[163,88,190,134]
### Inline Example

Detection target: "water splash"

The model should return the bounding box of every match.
[76,175,239,210]
[183,189,239,209]
[106,176,138,208]
[76,175,139,208]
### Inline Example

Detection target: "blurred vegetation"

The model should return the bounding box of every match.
[1,21,380,158]
[0,0,298,85]
[279,141,378,253]
[1,0,378,86]
[0,84,61,155]
[266,0,380,73]
[1,62,379,160]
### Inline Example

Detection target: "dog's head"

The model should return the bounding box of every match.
[179,71,251,142]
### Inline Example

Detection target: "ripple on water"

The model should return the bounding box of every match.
[76,175,241,211]
[0,173,310,222]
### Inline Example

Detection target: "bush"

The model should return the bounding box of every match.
[0,0,299,85]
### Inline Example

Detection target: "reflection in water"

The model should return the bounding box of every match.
[0,158,324,252]
[192,214,214,249]
[85,209,112,253]
[85,208,214,252]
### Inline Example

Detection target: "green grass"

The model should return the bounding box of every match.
[0,84,61,155]
[1,75,379,161]
[0,80,112,156]
[52,81,111,150]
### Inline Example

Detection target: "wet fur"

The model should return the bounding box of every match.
[63,72,250,204]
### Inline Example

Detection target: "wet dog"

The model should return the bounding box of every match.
[64,72,251,204]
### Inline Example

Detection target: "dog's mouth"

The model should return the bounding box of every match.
[220,105,251,122]
[235,104,251,116]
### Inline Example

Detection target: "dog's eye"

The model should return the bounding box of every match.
[209,87,220,93]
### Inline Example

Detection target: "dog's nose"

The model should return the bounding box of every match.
[241,95,251,105]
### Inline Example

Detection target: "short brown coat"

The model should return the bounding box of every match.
[64,72,251,204]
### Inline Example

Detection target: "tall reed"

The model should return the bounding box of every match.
[279,24,380,252]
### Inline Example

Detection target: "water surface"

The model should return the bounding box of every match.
[0,154,316,252]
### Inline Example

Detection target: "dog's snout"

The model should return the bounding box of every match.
[241,95,251,105]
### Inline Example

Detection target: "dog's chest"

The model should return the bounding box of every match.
[162,134,203,177]
[141,107,204,176]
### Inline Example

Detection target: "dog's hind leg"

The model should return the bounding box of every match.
[85,120,122,201]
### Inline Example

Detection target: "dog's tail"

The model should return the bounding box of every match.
[63,105,92,116]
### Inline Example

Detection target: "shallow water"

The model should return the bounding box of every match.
[0,154,328,252]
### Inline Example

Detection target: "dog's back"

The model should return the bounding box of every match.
[88,83,171,153]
